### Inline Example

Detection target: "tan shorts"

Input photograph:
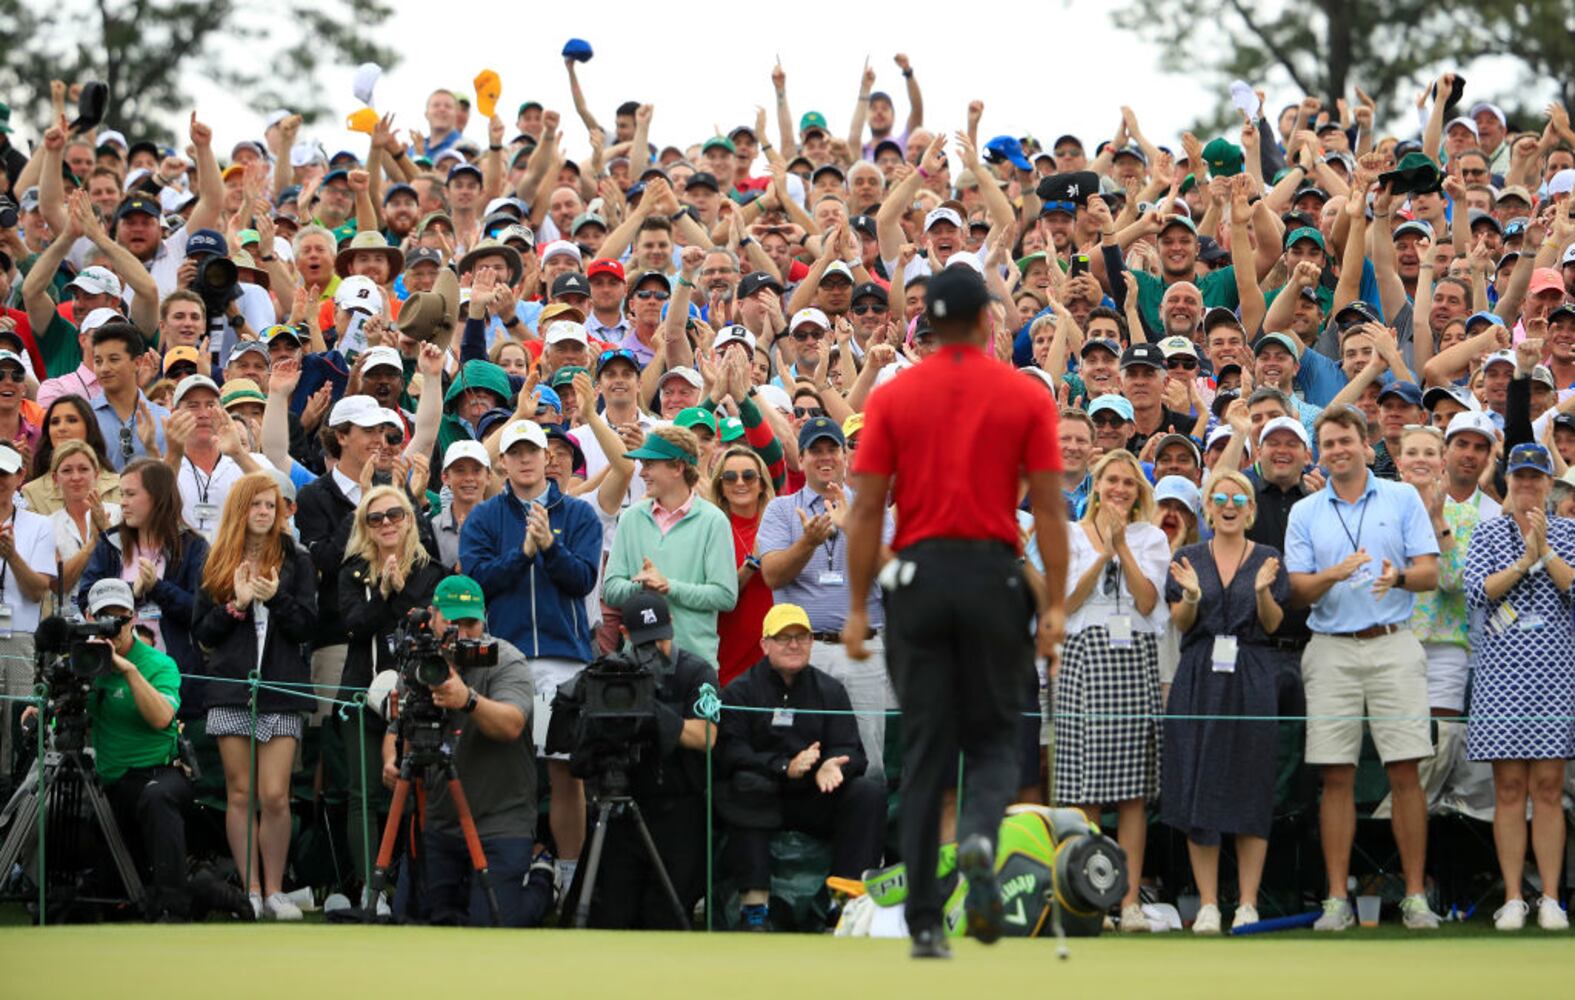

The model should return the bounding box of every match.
[1301,629,1432,766]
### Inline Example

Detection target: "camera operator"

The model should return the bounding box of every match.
[380,576,547,927]
[582,591,717,930]
[717,604,885,932]
[25,580,188,919]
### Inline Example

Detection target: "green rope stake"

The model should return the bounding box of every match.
[694,682,721,932]
[32,684,46,927]
[245,669,260,901]
[353,694,370,904]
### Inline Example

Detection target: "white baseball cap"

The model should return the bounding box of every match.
[360,345,403,374]
[540,239,582,264]
[1444,410,1498,445]
[334,275,384,314]
[79,307,125,333]
[1482,349,1516,371]
[289,142,325,169]
[714,325,756,353]
[1545,169,1575,198]
[172,374,221,408]
[499,419,548,453]
[789,308,830,331]
[657,366,703,389]
[66,266,122,298]
[1159,335,1199,359]
[159,186,197,213]
[754,383,793,413]
[924,206,963,231]
[87,578,137,616]
[544,321,589,346]
[443,439,492,471]
[328,394,386,428]
[943,252,984,274]
[1258,415,1311,448]
[98,129,128,150]
[1205,425,1234,451]
[822,261,854,283]
[0,443,23,475]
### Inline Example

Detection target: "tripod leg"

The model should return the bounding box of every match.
[572,802,615,929]
[368,772,412,905]
[0,773,42,880]
[77,765,144,903]
[626,799,690,929]
[443,774,500,928]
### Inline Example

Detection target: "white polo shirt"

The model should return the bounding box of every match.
[0,508,56,634]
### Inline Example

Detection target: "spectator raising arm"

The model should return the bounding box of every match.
[846,61,875,154]
[566,59,603,137]
[895,53,924,136]
[772,59,796,159]
[185,111,224,235]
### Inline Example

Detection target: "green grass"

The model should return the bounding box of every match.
[0,924,1567,998]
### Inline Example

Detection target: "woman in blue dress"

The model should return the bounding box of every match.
[1464,444,1575,932]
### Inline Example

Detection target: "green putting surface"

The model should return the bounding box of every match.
[0,925,1567,997]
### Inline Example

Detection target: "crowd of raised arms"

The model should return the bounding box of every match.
[0,53,1573,934]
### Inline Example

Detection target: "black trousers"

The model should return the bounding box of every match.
[105,765,193,918]
[727,776,886,891]
[884,540,1034,933]
[587,795,706,930]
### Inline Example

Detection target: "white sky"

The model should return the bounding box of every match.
[153,1,1529,168]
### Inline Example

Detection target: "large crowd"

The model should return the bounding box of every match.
[0,53,1573,935]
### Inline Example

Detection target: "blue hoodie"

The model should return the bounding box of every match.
[459,479,601,661]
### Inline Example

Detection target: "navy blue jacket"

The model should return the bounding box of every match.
[79,528,210,718]
[459,480,600,661]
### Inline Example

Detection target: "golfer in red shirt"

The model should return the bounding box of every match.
[844,266,1068,958]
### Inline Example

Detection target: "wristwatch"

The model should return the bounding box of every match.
[461,688,479,714]
[1395,570,1407,590]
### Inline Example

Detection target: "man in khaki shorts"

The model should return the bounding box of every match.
[1285,407,1442,932]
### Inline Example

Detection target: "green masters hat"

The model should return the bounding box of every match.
[701,135,736,155]
[1178,173,1198,195]
[1015,251,1049,274]
[1283,226,1327,252]
[626,432,698,466]
[0,102,13,134]
[719,417,745,443]
[1379,151,1441,196]
[549,364,588,389]
[433,575,486,622]
[674,407,719,435]
[1201,138,1243,178]
[799,111,828,133]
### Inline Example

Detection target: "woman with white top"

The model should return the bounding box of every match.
[48,440,121,607]
[1052,449,1170,933]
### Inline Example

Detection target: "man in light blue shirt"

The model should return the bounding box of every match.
[1284,405,1441,932]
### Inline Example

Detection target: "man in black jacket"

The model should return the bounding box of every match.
[583,592,717,930]
[718,604,885,931]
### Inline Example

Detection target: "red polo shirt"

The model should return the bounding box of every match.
[853,342,1061,551]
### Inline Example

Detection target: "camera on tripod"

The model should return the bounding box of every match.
[391,610,498,754]
[34,615,129,711]
[545,643,663,788]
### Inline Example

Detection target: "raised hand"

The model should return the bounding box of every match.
[1170,556,1201,602]
[1254,556,1280,594]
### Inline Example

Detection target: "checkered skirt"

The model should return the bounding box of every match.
[1052,626,1161,804]
[205,707,304,743]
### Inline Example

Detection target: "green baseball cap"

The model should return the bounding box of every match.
[1253,332,1302,359]
[701,135,736,155]
[674,407,719,435]
[549,365,588,389]
[799,111,827,133]
[1201,138,1243,178]
[433,575,486,622]
[719,417,745,443]
[626,432,697,465]
[1015,251,1049,274]
[1283,226,1326,252]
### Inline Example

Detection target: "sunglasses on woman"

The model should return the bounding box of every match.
[365,508,408,526]
[721,469,760,484]
[1210,492,1250,507]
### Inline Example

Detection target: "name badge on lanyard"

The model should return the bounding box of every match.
[1107,615,1134,649]
[1211,635,1238,672]
[771,708,795,727]
[0,604,12,640]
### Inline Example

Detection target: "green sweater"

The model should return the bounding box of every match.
[89,641,181,782]
[603,494,739,665]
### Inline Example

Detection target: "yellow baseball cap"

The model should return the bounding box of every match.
[762,603,812,639]
[841,412,865,438]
